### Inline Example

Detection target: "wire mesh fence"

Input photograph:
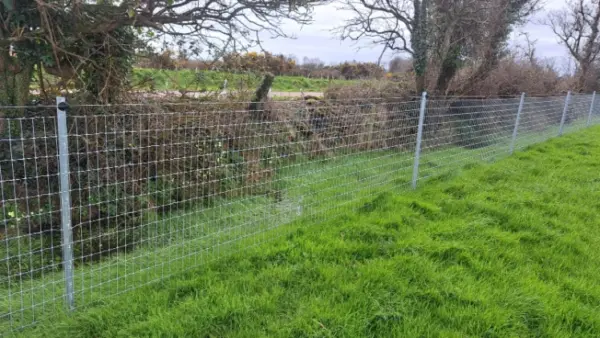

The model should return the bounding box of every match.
[0,91,598,332]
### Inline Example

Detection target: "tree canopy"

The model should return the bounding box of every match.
[0,0,317,107]
[547,0,600,92]
[337,0,540,94]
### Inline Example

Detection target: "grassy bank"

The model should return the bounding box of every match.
[132,68,352,92]
[10,125,600,336]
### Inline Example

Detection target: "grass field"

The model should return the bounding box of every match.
[10,125,600,337]
[132,68,352,92]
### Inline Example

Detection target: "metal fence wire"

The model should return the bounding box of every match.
[0,91,598,332]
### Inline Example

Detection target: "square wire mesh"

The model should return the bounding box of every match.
[0,94,596,332]
[418,97,522,181]
[0,106,66,330]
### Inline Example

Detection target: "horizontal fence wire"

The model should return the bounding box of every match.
[0,93,598,332]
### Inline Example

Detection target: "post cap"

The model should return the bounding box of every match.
[58,101,69,112]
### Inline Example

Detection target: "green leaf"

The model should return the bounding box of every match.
[167,0,175,5]
[41,55,55,67]
[128,8,135,18]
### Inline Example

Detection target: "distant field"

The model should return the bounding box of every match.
[132,68,354,92]
[12,126,600,337]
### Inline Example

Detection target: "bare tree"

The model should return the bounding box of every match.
[0,0,319,107]
[337,0,539,94]
[515,31,538,65]
[337,0,429,92]
[435,0,540,95]
[546,0,600,91]
[429,0,489,93]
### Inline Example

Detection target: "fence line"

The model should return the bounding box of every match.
[0,91,598,332]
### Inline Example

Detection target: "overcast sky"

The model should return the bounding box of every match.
[256,0,573,69]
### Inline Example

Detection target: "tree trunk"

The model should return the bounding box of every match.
[415,73,426,94]
[434,58,459,95]
[249,73,275,119]
[0,53,34,112]
[0,52,34,138]
[412,0,428,94]
[433,29,462,95]
[457,32,504,95]
[578,63,590,92]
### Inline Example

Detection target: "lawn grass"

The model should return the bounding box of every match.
[132,68,352,92]
[10,124,600,337]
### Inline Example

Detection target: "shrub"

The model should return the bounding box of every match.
[337,62,385,80]
[447,57,569,97]
[324,80,413,101]
[0,101,287,279]
[222,52,296,75]
[145,50,177,70]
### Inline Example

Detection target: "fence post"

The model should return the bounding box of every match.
[587,91,596,126]
[509,93,526,155]
[559,91,571,136]
[57,96,75,311]
[412,91,427,190]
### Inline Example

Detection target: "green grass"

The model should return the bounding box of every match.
[132,68,353,92]
[7,125,600,336]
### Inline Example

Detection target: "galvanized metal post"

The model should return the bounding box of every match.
[587,91,596,126]
[559,91,571,136]
[57,97,75,311]
[412,92,427,190]
[509,93,526,154]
